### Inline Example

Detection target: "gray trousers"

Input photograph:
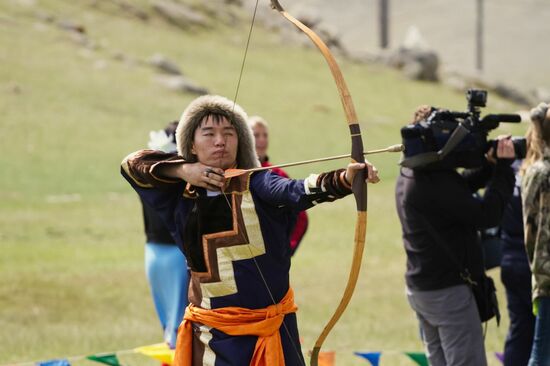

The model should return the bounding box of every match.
[407,284,487,366]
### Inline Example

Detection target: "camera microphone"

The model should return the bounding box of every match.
[482,114,522,124]
[480,114,521,130]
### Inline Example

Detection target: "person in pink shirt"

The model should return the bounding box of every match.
[249,116,308,256]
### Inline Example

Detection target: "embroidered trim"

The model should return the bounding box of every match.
[121,152,153,188]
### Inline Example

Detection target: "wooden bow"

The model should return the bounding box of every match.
[269,1,369,365]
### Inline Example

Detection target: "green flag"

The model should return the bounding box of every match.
[404,352,428,366]
[86,353,121,366]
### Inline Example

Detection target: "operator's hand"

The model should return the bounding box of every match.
[486,135,515,163]
[496,136,515,159]
[179,163,225,191]
[345,160,380,185]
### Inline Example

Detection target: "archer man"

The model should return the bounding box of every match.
[121,95,380,366]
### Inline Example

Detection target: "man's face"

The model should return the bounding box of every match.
[191,115,238,170]
[252,124,268,161]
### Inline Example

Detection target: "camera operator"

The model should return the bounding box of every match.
[395,106,516,366]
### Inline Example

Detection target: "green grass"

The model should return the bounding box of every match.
[0,0,527,365]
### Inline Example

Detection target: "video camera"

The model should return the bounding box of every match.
[400,89,526,169]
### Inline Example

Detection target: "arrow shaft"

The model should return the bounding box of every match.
[248,144,403,173]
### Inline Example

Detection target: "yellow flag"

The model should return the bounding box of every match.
[135,343,175,364]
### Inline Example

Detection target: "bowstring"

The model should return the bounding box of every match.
[218,0,306,363]
[231,0,260,109]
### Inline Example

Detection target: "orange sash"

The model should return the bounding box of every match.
[174,288,297,366]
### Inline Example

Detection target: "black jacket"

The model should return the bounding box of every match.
[141,198,176,245]
[395,161,515,291]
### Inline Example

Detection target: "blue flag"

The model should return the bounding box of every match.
[36,359,71,366]
[354,352,381,366]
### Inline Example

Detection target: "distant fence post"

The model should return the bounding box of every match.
[476,0,484,71]
[379,0,389,49]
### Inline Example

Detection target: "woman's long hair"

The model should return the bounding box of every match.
[521,102,550,175]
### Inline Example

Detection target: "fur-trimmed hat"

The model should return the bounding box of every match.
[176,95,260,169]
[530,102,549,124]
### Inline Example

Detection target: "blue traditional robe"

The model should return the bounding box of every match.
[121,150,352,366]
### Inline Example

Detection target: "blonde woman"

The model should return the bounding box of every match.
[521,102,550,366]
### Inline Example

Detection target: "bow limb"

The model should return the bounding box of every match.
[269,1,368,365]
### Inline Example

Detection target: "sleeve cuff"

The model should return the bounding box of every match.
[303,173,323,195]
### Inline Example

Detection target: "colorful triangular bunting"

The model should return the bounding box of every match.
[134,343,174,364]
[354,351,381,366]
[404,351,428,366]
[86,353,121,366]
[317,351,335,366]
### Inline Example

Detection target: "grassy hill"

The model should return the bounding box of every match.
[0,1,527,365]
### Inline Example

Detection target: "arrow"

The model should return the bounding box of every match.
[224,144,404,178]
